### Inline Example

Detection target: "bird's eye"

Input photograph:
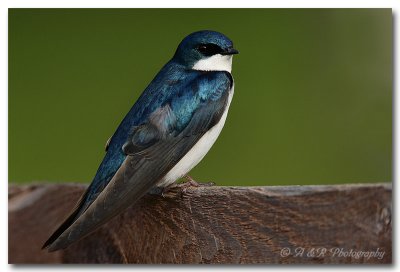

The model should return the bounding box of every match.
[197,43,223,56]
[198,45,208,53]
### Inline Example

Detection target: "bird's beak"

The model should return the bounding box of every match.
[221,47,239,55]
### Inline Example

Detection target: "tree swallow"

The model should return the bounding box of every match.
[43,30,238,251]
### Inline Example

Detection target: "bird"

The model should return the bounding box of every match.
[42,30,239,251]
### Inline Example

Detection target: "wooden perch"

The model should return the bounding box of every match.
[8,183,391,264]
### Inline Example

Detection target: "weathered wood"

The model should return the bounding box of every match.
[8,183,391,264]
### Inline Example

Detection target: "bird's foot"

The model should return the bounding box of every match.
[184,175,215,187]
[176,175,215,195]
[161,183,179,197]
[148,183,178,198]
[149,176,214,197]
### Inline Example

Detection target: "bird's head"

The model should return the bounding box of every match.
[173,30,239,73]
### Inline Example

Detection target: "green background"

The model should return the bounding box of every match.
[9,9,392,186]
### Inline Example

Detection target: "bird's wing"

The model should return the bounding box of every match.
[43,71,233,251]
[105,136,112,151]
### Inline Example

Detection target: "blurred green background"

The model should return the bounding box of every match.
[9,9,392,186]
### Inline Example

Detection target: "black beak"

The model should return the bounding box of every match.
[221,47,239,55]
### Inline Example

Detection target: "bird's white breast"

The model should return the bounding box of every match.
[157,85,234,187]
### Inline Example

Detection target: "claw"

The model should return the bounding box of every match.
[184,175,215,187]
[149,176,215,198]
[148,183,178,197]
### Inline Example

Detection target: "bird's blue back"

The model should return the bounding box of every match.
[83,59,231,208]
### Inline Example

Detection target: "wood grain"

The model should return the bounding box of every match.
[8,183,391,264]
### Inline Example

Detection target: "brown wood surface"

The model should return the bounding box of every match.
[8,183,392,264]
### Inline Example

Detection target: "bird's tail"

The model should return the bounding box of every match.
[41,188,90,251]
